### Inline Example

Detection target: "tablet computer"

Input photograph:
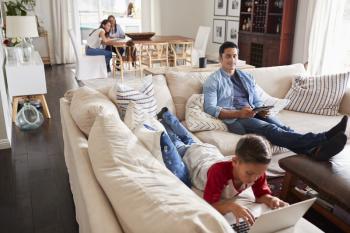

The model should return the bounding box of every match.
[253,106,274,113]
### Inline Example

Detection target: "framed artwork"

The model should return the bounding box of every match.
[213,19,226,44]
[226,20,239,45]
[227,0,241,17]
[214,0,227,16]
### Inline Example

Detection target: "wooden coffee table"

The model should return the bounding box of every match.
[279,145,350,232]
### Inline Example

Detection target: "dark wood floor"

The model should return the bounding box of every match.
[0,64,346,233]
[0,65,79,233]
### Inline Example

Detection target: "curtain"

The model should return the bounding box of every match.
[51,0,80,64]
[307,0,346,75]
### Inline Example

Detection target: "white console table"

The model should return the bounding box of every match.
[5,51,51,122]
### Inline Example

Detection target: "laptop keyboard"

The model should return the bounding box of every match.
[231,221,250,233]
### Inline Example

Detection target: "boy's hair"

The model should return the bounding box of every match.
[235,134,272,164]
[219,41,238,57]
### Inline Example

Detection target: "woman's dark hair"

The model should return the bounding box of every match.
[219,41,238,57]
[235,134,272,164]
[107,15,115,21]
[89,19,110,37]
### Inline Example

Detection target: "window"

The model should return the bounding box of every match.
[77,0,141,42]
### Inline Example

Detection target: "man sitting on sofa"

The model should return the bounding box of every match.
[157,108,287,226]
[203,41,348,161]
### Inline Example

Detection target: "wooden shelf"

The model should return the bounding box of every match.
[238,0,298,67]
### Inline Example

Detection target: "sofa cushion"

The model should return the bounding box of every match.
[108,76,157,119]
[196,110,350,158]
[284,72,350,116]
[186,94,228,132]
[69,86,119,136]
[245,63,306,98]
[166,71,212,121]
[88,114,234,233]
[255,85,290,116]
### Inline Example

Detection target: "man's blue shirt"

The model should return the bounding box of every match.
[203,68,263,124]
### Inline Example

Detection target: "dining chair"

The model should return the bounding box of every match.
[140,43,169,68]
[192,26,211,67]
[68,29,107,80]
[169,41,193,66]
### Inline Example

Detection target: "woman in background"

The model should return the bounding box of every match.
[86,19,116,72]
[106,15,125,55]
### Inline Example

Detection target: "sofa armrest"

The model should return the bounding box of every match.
[339,88,350,115]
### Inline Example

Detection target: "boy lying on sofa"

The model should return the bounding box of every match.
[156,107,288,226]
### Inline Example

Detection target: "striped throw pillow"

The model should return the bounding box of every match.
[285,72,350,116]
[109,76,157,119]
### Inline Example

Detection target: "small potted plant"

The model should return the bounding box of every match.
[4,0,36,16]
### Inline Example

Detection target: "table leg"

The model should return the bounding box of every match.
[280,172,296,201]
[38,95,51,119]
[12,97,20,123]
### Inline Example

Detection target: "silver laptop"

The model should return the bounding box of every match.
[225,198,316,233]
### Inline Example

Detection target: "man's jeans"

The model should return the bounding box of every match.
[226,115,327,155]
[85,46,113,71]
[160,111,195,158]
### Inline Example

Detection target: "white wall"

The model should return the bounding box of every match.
[148,0,311,63]
[0,46,12,149]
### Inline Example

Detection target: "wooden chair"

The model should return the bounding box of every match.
[140,43,169,68]
[168,41,193,66]
[112,45,135,80]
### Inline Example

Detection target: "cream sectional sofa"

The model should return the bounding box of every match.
[60,63,350,233]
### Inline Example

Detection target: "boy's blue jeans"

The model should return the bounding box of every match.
[226,115,327,155]
[160,111,195,157]
[85,46,113,71]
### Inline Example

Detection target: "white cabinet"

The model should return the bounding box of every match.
[5,51,47,99]
[5,51,50,122]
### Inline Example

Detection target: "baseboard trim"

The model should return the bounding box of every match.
[0,139,11,150]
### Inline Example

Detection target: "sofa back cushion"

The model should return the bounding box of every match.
[88,114,233,233]
[165,64,305,121]
[69,86,119,136]
[166,71,212,121]
[244,63,306,98]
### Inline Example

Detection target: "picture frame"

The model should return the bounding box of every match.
[226,20,239,45]
[213,19,226,44]
[214,0,227,16]
[227,0,241,17]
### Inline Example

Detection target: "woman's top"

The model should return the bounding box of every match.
[86,28,105,49]
[109,24,125,38]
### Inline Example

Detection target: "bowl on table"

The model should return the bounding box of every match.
[125,32,155,40]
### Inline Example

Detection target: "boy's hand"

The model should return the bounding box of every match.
[231,202,255,225]
[256,195,289,209]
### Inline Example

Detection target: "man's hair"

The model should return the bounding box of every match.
[219,41,238,57]
[235,134,272,164]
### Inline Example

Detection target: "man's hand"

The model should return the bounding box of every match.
[231,202,255,225]
[257,195,289,209]
[257,110,270,118]
[239,107,256,119]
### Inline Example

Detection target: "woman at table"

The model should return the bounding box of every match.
[86,19,115,72]
[106,15,125,55]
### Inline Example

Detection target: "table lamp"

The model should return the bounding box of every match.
[6,16,39,62]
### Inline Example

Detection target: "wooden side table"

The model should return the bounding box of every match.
[5,51,51,122]
[32,31,51,65]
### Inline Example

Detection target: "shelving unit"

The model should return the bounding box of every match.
[238,0,298,67]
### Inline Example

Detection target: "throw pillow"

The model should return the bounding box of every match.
[125,101,166,165]
[284,72,350,115]
[69,86,119,136]
[108,75,157,119]
[186,94,228,132]
[255,85,290,116]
